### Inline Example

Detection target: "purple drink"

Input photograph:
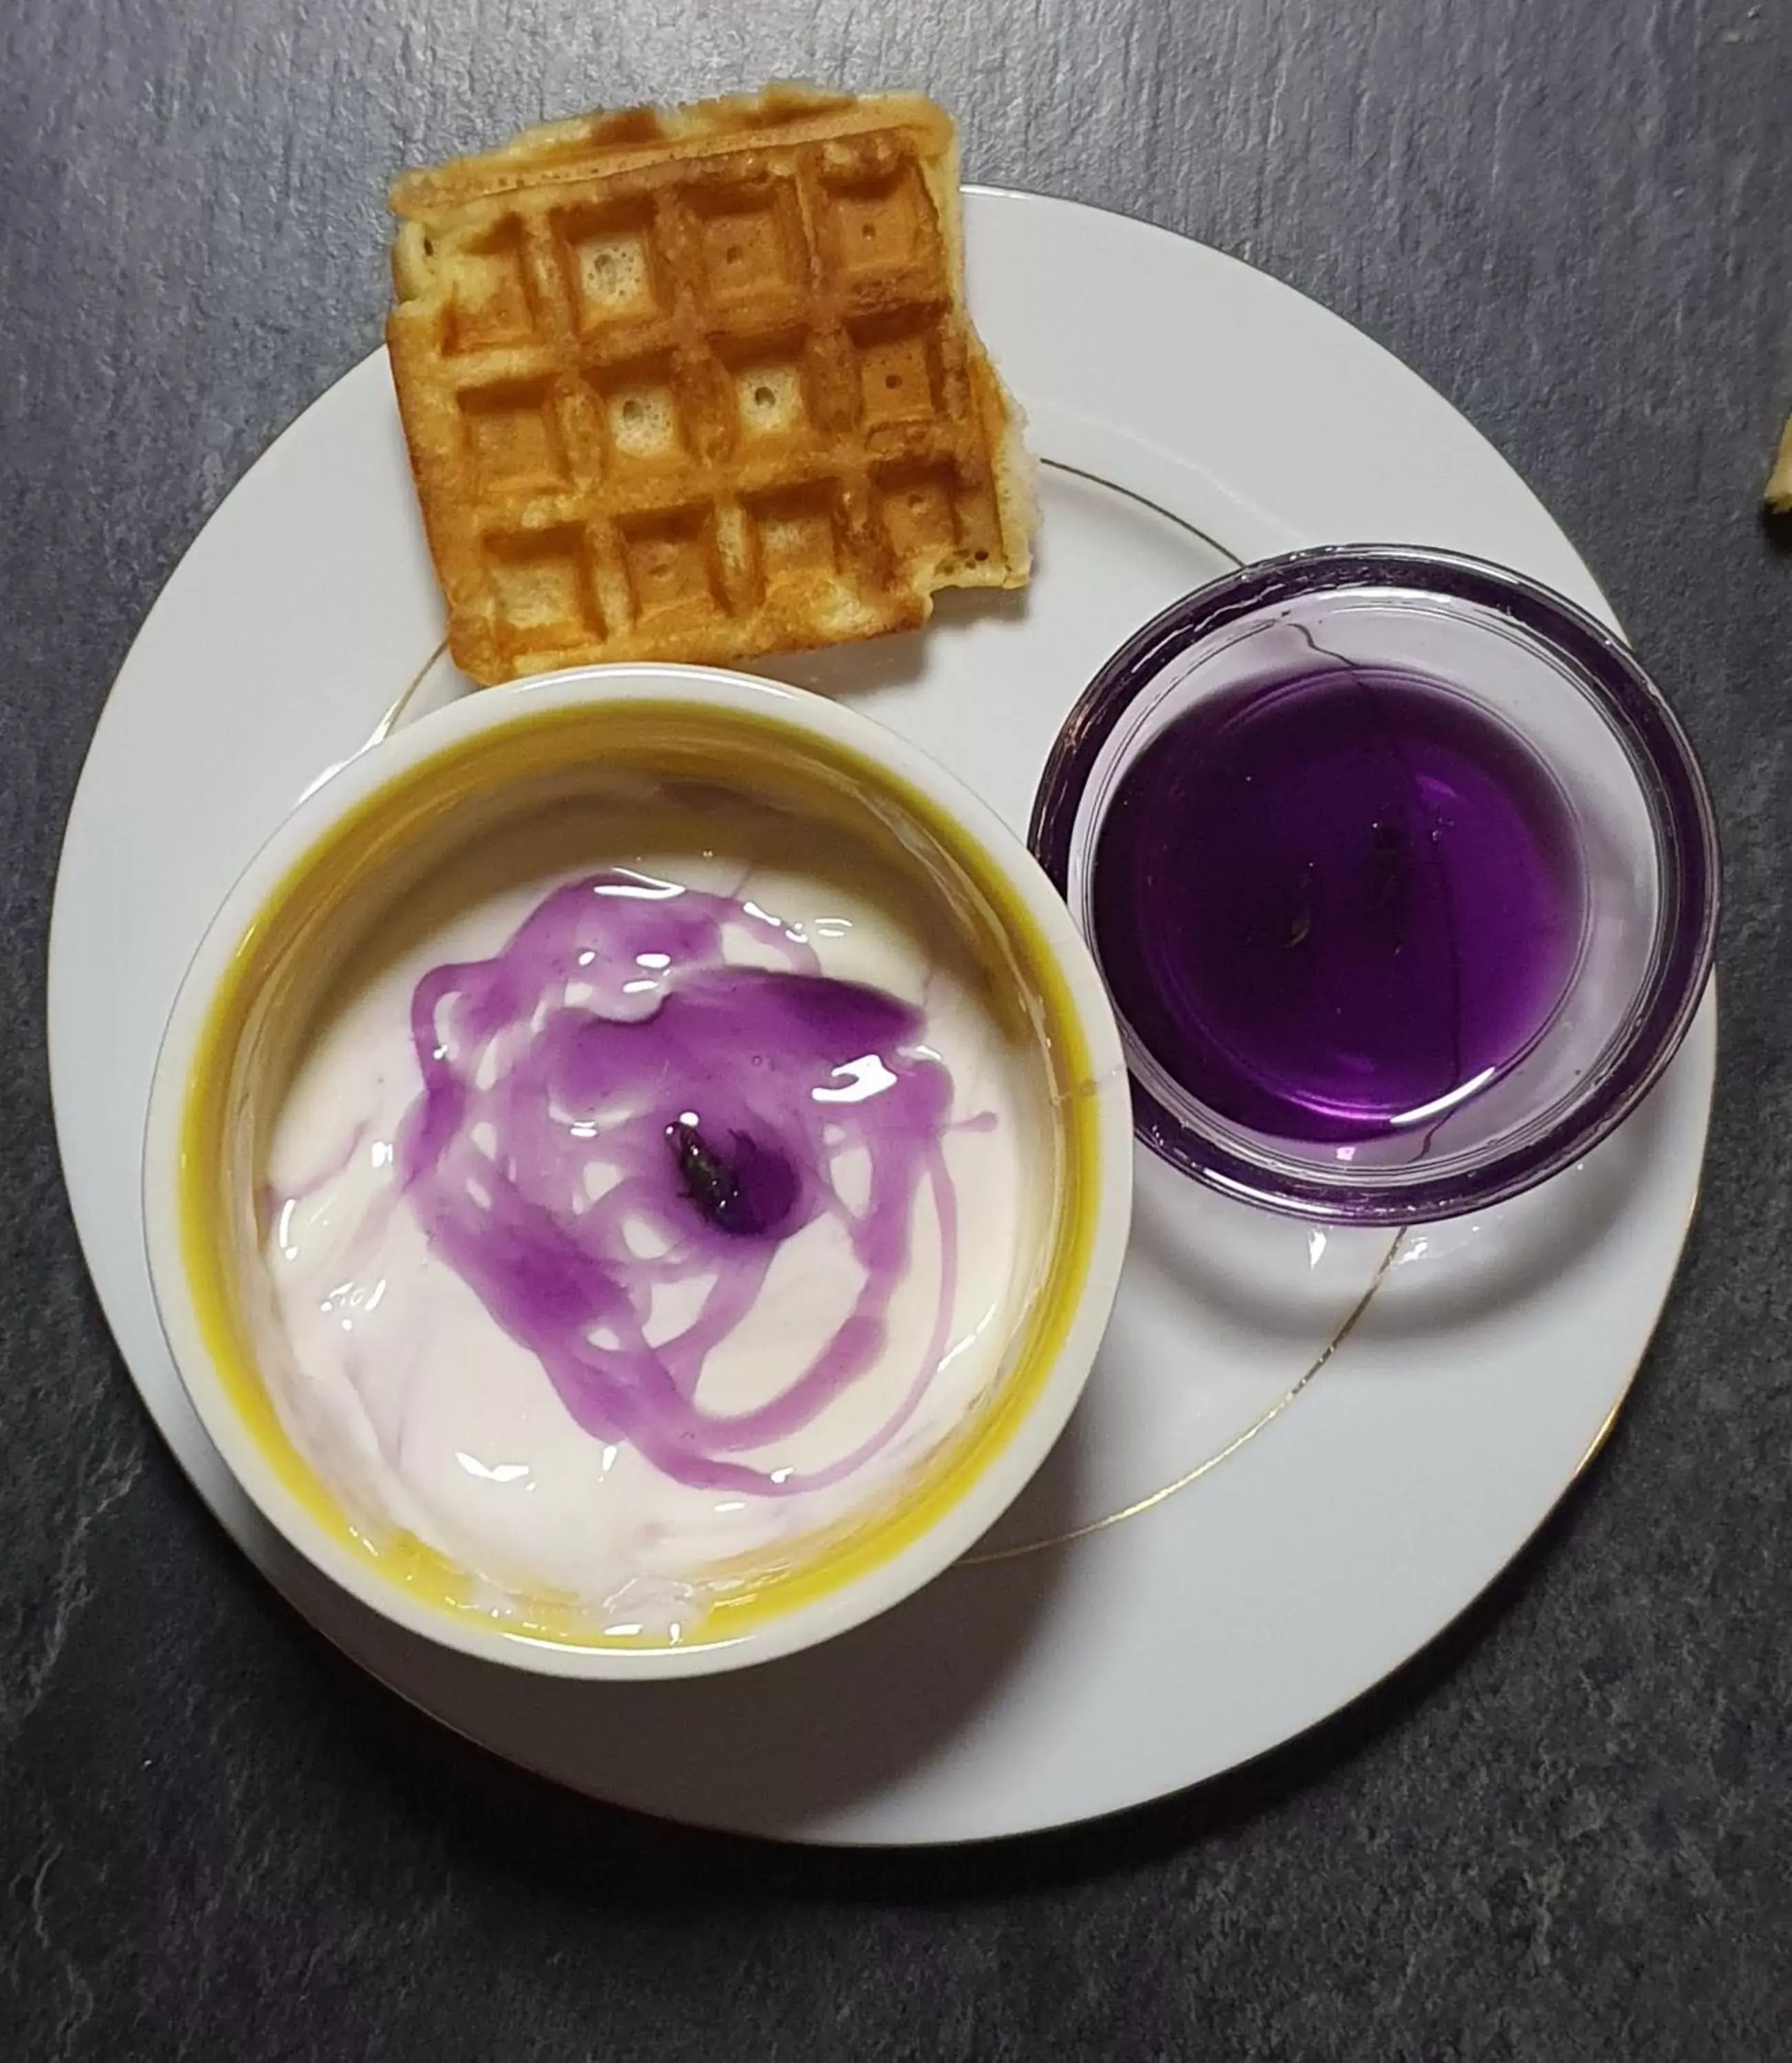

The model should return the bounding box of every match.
[1089,666,1588,1144]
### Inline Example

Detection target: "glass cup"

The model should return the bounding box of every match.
[1030,546,1719,1223]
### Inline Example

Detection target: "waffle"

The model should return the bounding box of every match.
[1766,412,1792,514]
[386,86,1036,686]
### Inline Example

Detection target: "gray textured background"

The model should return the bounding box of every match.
[3,1,1789,2056]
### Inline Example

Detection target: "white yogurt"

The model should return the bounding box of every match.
[257,800,1041,1639]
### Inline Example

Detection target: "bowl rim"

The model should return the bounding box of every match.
[1028,543,1720,1225]
[142,662,1133,1679]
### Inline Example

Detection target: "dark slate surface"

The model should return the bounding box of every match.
[3,1,1789,2055]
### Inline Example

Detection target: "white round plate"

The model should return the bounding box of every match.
[51,190,1714,1844]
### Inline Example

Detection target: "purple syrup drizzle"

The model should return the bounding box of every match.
[393,869,965,1497]
[1091,667,1587,1144]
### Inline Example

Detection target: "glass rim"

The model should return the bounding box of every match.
[1028,543,1721,1225]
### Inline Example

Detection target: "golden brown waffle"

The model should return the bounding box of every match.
[387,86,1036,686]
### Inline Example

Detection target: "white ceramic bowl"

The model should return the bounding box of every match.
[143,664,1133,1679]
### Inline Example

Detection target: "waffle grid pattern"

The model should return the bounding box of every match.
[389,106,1027,684]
